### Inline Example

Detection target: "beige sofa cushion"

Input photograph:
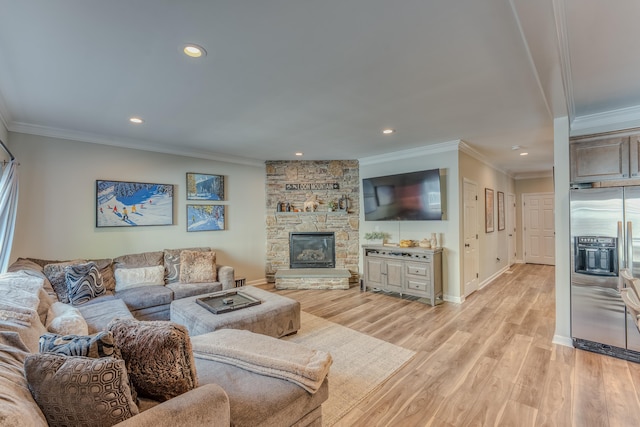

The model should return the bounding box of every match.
[114,251,164,270]
[0,331,47,427]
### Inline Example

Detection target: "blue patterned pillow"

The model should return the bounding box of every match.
[65,262,105,305]
[39,331,120,358]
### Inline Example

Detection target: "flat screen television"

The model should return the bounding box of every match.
[363,169,442,221]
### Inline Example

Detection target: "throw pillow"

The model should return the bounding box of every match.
[46,302,89,336]
[107,318,197,401]
[39,330,120,358]
[43,259,86,303]
[65,262,106,305]
[179,250,217,283]
[114,265,165,292]
[163,247,209,284]
[90,258,116,293]
[25,352,138,427]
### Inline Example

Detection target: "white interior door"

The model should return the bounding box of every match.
[507,193,516,265]
[523,192,555,265]
[463,179,479,297]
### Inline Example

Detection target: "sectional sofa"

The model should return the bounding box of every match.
[0,248,329,427]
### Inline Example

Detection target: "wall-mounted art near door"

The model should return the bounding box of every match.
[186,173,225,201]
[96,180,174,227]
[497,191,505,231]
[187,204,225,232]
[485,188,494,233]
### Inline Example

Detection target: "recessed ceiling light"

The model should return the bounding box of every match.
[511,145,521,150]
[129,117,144,124]
[295,152,303,156]
[183,44,206,58]
[520,152,529,156]
[382,128,395,134]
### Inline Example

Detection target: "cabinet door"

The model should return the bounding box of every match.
[630,135,640,178]
[365,258,384,289]
[570,136,629,183]
[385,260,404,292]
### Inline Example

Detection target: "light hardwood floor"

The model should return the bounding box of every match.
[265,263,640,426]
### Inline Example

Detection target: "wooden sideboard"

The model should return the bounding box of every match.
[362,245,443,306]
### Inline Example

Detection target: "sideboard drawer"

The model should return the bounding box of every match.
[406,263,428,276]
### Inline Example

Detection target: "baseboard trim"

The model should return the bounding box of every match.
[479,265,510,290]
[444,295,463,304]
[552,334,573,348]
[246,278,267,286]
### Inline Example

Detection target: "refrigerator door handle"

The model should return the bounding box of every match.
[628,221,634,276]
[619,221,625,291]
[619,221,625,267]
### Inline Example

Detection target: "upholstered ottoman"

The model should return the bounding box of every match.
[170,286,300,338]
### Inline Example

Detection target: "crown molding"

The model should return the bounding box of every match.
[508,0,553,120]
[358,140,460,166]
[570,104,640,137]
[7,121,265,167]
[553,0,575,122]
[458,140,513,177]
[513,170,554,180]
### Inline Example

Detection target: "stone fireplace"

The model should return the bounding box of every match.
[265,160,360,288]
[289,232,335,269]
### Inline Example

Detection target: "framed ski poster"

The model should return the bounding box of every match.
[186,172,225,201]
[187,204,225,232]
[96,180,174,227]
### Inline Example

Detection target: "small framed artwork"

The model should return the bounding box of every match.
[96,180,174,227]
[497,191,505,231]
[186,173,225,201]
[187,204,225,232]
[485,188,494,233]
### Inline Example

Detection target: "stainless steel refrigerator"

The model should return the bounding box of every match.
[570,186,640,359]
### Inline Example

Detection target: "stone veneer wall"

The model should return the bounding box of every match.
[265,160,360,283]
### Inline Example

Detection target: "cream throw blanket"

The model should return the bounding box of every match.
[0,272,44,327]
[191,329,332,393]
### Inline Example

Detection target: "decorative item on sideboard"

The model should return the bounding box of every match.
[364,231,390,246]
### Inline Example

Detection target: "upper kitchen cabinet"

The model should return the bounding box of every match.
[570,134,631,184]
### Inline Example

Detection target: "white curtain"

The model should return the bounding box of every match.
[0,160,19,272]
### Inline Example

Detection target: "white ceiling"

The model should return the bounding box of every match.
[0,0,638,177]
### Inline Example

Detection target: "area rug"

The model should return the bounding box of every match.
[283,312,416,426]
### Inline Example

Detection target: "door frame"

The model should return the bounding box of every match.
[463,178,480,298]
[507,192,516,266]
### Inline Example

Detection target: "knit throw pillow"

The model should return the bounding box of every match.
[25,352,138,427]
[43,260,86,303]
[179,250,217,283]
[107,318,197,401]
[65,262,106,305]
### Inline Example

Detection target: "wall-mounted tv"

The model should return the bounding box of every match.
[363,168,442,221]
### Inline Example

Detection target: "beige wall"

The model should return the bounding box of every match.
[458,151,516,286]
[514,176,554,261]
[359,145,461,301]
[7,132,267,283]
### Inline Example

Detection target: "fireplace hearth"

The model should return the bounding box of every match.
[289,232,335,269]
